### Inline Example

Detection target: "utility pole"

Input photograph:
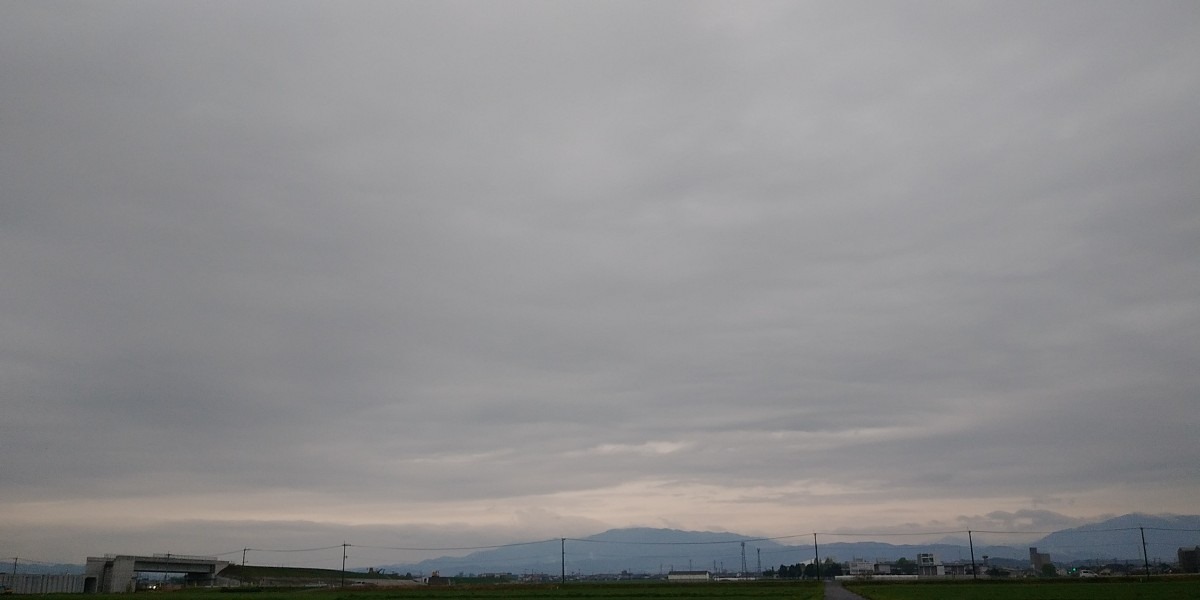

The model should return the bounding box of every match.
[242,549,247,568]
[560,539,565,584]
[757,548,761,575]
[813,534,821,580]
[341,543,348,588]
[1140,527,1151,580]
[740,542,747,575]
[968,531,977,580]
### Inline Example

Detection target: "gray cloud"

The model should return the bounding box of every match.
[2,1,1198,563]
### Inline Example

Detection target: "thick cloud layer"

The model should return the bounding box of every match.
[2,1,1198,565]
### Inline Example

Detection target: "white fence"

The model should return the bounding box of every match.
[0,573,86,594]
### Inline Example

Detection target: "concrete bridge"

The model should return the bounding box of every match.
[84,554,229,593]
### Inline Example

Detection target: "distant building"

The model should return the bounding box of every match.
[1179,547,1200,573]
[423,571,451,586]
[0,574,85,594]
[916,554,944,577]
[847,559,893,577]
[667,570,710,582]
[1029,548,1052,572]
[847,559,875,577]
[943,561,977,577]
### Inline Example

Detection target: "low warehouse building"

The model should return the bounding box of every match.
[667,570,711,582]
[1,574,86,594]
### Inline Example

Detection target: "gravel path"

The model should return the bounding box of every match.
[823,580,870,600]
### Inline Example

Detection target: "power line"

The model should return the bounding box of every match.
[567,536,773,546]
[242,545,345,553]
[354,539,558,552]
[815,530,966,537]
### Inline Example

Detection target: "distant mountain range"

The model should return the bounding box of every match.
[1032,513,1200,563]
[14,513,1197,577]
[377,513,1200,576]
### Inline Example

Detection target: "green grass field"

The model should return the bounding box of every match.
[24,582,820,600]
[17,578,1200,600]
[228,582,820,600]
[844,578,1200,600]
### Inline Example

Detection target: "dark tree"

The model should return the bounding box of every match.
[821,558,844,577]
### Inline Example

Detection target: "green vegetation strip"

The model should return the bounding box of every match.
[26,582,821,600]
[222,566,400,581]
[845,578,1200,600]
[39,580,1200,600]
[253,582,818,600]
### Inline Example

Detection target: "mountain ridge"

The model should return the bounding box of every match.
[377,513,1200,575]
[15,514,1197,576]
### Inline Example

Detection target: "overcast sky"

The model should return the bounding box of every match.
[3,1,1199,568]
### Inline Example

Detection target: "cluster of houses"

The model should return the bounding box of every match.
[452,545,1200,583]
[662,554,956,582]
[660,546,1200,582]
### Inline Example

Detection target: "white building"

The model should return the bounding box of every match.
[917,553,945,577]
[848,559,876,577]
[667,570,711,582]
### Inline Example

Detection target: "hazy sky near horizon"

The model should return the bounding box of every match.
[3,1,1199,567]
